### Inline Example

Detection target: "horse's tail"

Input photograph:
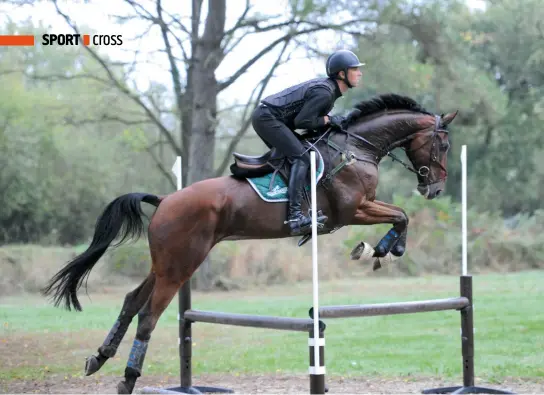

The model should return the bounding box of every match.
[41,192,163,312]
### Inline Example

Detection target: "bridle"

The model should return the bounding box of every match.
[397,114,449,185]
[336,115,448,186]
[307,114,449,187]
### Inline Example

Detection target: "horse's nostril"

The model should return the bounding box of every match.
[436,189,442,196]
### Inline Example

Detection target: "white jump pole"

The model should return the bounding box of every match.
[171,158,182,334]
[460,145,468,276]
[172,156,182,191]
[171,156,184,370]
[309,151,325,393]
[310,151,320,373]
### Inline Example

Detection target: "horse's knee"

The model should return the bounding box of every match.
[399,210,409,226]
[394,210,409,231]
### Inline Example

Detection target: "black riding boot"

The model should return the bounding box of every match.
[286,158,327,236]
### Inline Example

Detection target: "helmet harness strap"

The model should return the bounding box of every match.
[340,68,353,88]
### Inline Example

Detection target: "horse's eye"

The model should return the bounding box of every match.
[441,142,450,151]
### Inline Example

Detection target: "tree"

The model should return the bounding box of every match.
[321,0,543,216]
[0,21,168,244]
[459,0,544,214]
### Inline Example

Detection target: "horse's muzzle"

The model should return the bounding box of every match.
[417,181,444,200]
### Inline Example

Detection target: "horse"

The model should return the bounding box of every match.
[41,93,457,394]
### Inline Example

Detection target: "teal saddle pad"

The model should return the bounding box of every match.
[246,150,325,203]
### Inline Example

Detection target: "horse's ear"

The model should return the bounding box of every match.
[441,110,459,126]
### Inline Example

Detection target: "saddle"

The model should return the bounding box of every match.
[230,147,290,180]
[230,131,322,183]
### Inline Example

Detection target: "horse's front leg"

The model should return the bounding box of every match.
[349,200,408,261]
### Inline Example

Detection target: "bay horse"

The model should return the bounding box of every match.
[42,93,457,394]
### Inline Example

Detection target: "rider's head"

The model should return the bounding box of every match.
[326,49,364,90]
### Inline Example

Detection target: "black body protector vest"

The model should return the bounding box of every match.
[261,77,339,130]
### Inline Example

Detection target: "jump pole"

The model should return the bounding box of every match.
[309,150,326,394]
[461,144,468,278]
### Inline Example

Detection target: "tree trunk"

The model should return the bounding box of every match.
[183,0,226,290]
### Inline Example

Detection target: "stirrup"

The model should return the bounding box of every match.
[296,211,330,246]
[284,210,327,236]
[283,214,326,228]
[308,209,327,228]
[287,220,312,236]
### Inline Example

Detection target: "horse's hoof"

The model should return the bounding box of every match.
[85,355,100,376]
[373,259,382,271]
[117,381,132,394]
[351,242,374,260]
[350,243,364,260]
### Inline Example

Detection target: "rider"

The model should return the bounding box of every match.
[251,49,364,236]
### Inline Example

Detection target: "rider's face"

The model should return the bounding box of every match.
[347,67,362,87]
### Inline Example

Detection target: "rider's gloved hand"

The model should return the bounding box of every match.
[329,115,345,130]
[344,109,361,126]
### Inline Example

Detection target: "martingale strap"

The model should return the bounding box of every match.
[321,139,357,185]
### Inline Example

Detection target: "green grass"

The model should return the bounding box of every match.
[1,271,543,382]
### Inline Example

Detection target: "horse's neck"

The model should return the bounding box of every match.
[347,112,426,157]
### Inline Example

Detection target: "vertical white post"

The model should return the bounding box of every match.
[172,156,182,191]
[460,145,468,276]
[309,150,325,386]
[171,156,183,337]
[310,151,320,372]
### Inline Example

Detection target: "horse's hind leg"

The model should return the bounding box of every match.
[115,187,223,393]
[85,273,156,376]
[117,275,181,394]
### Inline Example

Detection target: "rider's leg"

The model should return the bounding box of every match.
[251,106,306,152]
[286,156,313,234]
[251,105,327,235]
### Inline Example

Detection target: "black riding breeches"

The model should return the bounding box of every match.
[251,105,310,165]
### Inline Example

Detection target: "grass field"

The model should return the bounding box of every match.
[1,271,543,386]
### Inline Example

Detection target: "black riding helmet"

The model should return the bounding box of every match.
[326,49,364,88]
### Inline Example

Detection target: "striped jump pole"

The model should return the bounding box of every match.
[309,150,326,394]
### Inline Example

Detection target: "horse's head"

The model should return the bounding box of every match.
[404,111,458,199]
[343,94,459,200]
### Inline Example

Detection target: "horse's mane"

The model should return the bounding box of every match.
[345,93,433,126]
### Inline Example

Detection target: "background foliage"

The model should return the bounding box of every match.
[1,0,542,292]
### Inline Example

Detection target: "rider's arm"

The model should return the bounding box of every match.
[293,87,334,130]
